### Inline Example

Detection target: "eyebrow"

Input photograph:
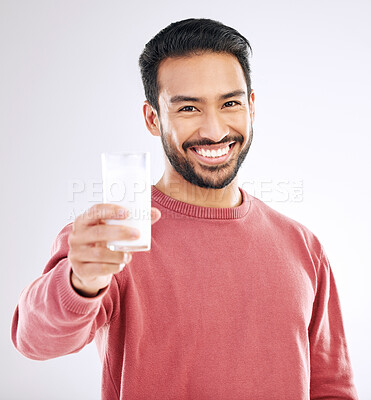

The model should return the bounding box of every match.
[169,90,246,104]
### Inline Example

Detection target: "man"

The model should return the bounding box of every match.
[12,18,358,399]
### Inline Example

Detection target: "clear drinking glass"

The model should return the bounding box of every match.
[101,152,151,252]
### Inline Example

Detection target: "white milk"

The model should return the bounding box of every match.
[101,152,151,252]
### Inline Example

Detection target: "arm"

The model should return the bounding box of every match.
[11,204,161,361]
[309,247,358,399]
[11,223,121,360]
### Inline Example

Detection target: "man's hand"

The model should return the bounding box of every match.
[68,204,161,297]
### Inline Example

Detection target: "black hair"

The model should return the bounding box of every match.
[138,18,253,114]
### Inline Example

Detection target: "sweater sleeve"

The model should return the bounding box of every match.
[11,223,121,361]
[308,246,358,399]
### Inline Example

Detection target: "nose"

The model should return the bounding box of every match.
[198,110,229,143]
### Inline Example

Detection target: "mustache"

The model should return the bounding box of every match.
[182,135,243,151]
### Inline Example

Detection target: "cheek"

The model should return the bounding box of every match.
[165,118,195,148]
[226,113,250,135]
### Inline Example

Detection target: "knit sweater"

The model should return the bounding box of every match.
[12,186,358,399]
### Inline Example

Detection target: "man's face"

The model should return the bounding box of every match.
[154,52,255,189]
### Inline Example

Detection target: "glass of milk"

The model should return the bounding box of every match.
[101,152,151,252]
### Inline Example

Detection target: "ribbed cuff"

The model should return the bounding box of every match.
[55,258,109,315]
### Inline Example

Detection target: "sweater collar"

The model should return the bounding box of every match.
[151,185,251,220]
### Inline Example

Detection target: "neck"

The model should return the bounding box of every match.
[155,174,242,208]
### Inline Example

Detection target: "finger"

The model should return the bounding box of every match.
[151,207,161,225]
[74,204,129,229]
[75,261,124,278]
[71,245,128,264]
[95,240,107,248]
[71,223,140,245]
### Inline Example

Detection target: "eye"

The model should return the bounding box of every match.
[179,105,198,112]
[223,101,240,108]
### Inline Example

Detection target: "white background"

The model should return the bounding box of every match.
[1,0,370,399]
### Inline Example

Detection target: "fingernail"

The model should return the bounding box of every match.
[119,263,126,271]
[130,228,140,238]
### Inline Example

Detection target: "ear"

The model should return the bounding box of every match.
[249,89,256,124]
[143,101,161,137]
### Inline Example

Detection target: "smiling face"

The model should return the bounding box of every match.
[144,52,255,189]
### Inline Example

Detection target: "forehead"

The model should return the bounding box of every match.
[157,52,247,101]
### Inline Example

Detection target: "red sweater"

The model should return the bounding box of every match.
[12,186,358,399]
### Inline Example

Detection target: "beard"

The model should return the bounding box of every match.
[160,125,253,189]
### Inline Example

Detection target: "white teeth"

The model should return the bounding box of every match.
[195,145,230,158]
